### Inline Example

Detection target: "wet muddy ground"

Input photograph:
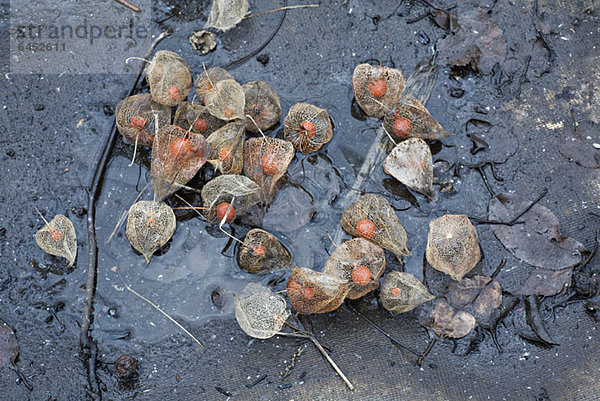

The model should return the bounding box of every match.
[1,0,600,400]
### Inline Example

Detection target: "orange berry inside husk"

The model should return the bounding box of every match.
[253,245,266,256]
[50,228,63,242]
[194,118,208,132]
[368,79,387,98]
[168,86,180,99]
[170,137,193,159]
[131,115,146,129]
[351,265,372,286]
[299,120,316,139]
[215,202,235,222]
[392,117,412,138]
[390,287,403,297]
[356,219,376,239]
[218,147,232,162]
[224,107,234,118]
[303,286,314,300]
[261,153,279,175]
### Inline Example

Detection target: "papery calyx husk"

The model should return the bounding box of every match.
[145,50,192,106]
[206,121,246,175]
[382,96,450,140]
[380,271,434,314]
[323,238,385,300]
[283,102,333,153]
[243,81,282,133]
[150,125,209,201]
[204,0,249,32]
[205,79,245,121]
[383,137,434,198]
[352,63,405,118]
[115,93,172,146]
[341,193,410,261]
[35,214,77,267]
[426,214,481,281]
[201,174,261,224]
[126,201,176,264]
[173,101,225,136]
[286,267,352,314]
[234,282,290,339]
[194,67,234,105]
[242,137,294,202]
[237,228,292,274]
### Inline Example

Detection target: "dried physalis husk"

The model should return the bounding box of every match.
[150,125,209,201]
[115,93,172,146]
[380,271,434,314]
[205,79,245,121]
[126,201,176,264]
[382,97,450,140]
[35,214,77,267]
[206,122,245,175]
[323,238,385,300]
[445,275,502,323]
[426,214,481,281]
[429,299,476,339]
[352,64,405,118]
[287,267,352,314]
[235,283,290,339]
[194,67,234,105]
[243,137,295,202]
[173,101,225,136]
[201,174,261,224]
[341,194,410,261]
[283,103,333,154]
[383,137,434,198]
[237,229,292,274]
[243,81,282,133]
[204,0,249,31]
[145,50,192,106]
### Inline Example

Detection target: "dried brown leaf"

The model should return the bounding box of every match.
[430,299,476,339]
[445,275,502,322]
[514,268,573,297]
[0,321,19,369]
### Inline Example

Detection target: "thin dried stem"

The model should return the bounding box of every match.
[114,0,141,12]
[129,131,140,167]
[118,272,204,348]
[34,206,51,227]
[218,197,244,245]
[326,232,338,248]
[245,4,319,19]
[246,114,266,138]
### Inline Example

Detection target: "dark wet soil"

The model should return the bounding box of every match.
[1,0,600,400]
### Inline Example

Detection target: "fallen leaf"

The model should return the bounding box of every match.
[201,174,261,224]
[383,137,434,198]
[234,283,290,339]
[514,268,573,296]
[237,228,292,274]
[287,267,352,314]
[558,120,600,168]
[126,201,176,264]
[204,0,249,31]
[426,214,481,281]
[150,125,209,201]
[323,238,385,300]
[445,275,502,322]
[35,214,77,267]
[0,321,19,369]
[145,50,192,106]
[488,193,584,270]
[283,102,333,154]
[341,194,410,261]
[380,271,434,314]
[436,8,507,74]
[430,299,476,339]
